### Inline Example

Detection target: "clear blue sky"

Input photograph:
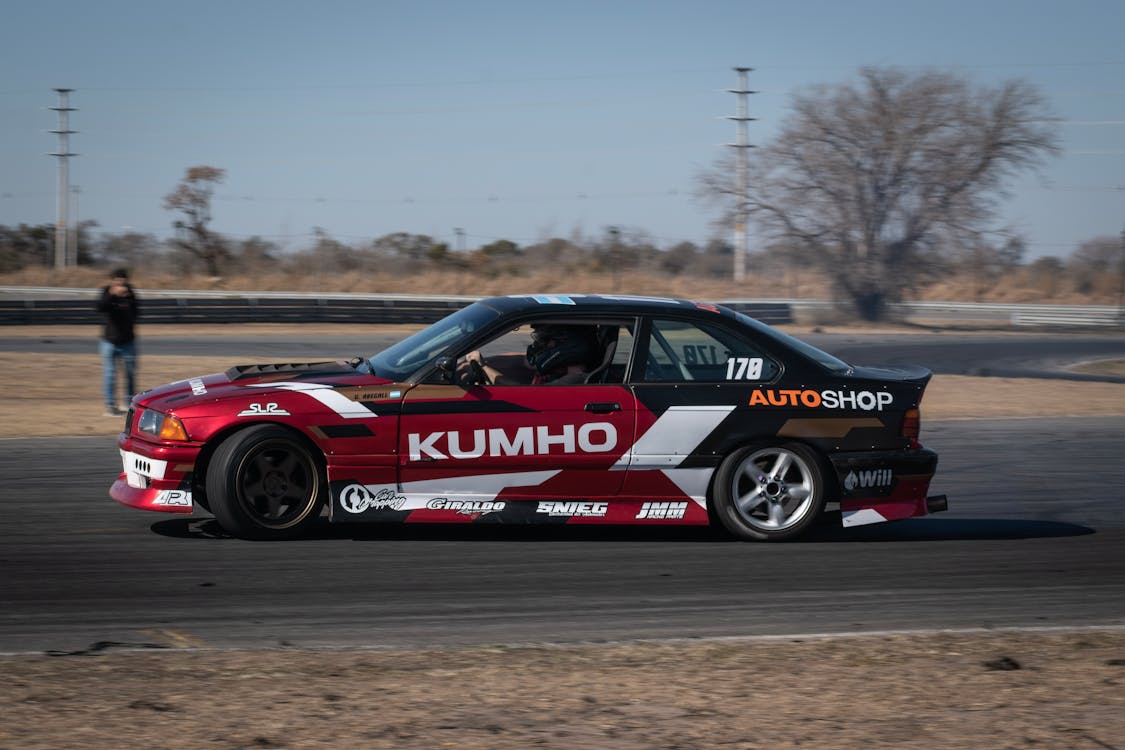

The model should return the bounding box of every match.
[1,0,1122,259]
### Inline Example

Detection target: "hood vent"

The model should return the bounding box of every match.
[226,361,351,381]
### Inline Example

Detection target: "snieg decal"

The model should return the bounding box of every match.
[748,389,894,411]
[408,422,618,461]
[339,484,407,514]
[536,501,609,517]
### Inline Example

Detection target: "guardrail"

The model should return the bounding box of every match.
[898,300,1123,327]
[0,287,1120,328]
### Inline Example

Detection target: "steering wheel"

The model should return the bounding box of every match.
[460,356,490,386]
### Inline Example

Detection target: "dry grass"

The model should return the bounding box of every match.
[3,265,1121,305]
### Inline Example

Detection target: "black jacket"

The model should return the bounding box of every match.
[96,285,139,344]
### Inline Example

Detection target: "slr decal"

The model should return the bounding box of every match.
[749,389,893,411]
[409,422,617,461]
[238,402,291,417]
[188,378,207,396]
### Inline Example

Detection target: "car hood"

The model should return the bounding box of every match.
[136,359,395,413]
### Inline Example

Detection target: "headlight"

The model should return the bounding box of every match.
[137,408,189,441]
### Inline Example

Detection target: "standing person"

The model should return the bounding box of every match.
[96,268,139,416]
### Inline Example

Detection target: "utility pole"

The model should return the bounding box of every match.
[726,68,755,283]
[49,88,78,270]
[608,226,621,293]
[69,185,81,266]
[1118,224,1125,324]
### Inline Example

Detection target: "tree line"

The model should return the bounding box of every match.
[3,67,1120,316]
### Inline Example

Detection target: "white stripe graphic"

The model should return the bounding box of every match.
[400,470,560,499]
[841,508,889,527]
[660,468,716,509]
[615,405,736,469]
[247,382,377,419]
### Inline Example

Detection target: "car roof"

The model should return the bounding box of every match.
[478,293,738,321]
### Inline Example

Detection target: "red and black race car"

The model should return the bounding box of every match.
[111,294,946,540]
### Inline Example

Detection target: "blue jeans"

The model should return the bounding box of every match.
[100,339,137,410]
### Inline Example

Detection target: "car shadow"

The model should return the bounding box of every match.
[799,515,1095,542]
[150,515,1095,543]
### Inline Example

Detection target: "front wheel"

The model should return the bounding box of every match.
[206,425,326,540]
[711,442,828,541]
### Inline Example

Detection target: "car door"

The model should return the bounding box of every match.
[396,321,638,516]
[622,316,782,506]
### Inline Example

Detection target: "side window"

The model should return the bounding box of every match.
[435,321,634,386]
[642,319,779,383]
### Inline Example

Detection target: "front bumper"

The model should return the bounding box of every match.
[109,434,201,514]
[829,447,946,527]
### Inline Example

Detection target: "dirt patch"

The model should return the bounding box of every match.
[2,630,1123,749]
[1069,358,1125,377]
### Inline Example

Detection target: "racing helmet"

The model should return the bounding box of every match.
[526,324,599,375]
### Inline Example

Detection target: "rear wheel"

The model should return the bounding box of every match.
[206,425,325,540]
[711,442,828,541]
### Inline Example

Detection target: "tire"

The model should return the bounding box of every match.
[711,442,828,541]
[205,425,326,540]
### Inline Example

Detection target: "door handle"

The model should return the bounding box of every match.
[585,402,621,413]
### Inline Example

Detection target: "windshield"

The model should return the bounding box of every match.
[734,311,852,373]
[368,302,501,381]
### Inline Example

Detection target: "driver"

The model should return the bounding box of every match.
[461,324,600,385]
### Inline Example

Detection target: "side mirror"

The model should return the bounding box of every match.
[435,355,456,384]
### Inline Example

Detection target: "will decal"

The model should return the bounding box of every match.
[843,469,894,491]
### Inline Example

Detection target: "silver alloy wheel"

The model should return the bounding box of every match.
[729,446,817,532]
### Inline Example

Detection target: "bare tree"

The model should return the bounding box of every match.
[700,68,1059,320]
[163,166,229,277]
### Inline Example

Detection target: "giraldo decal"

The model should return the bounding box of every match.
[408,422,617,461]
[237,402,291,417]
[426,498,506,516]
[748,389,893,411]
[339,484,407,514]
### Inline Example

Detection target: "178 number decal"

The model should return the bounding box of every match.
[725,357,764,380]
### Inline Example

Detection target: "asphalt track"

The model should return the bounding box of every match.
[1,416,1123,654]
[1,331,1122,653]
